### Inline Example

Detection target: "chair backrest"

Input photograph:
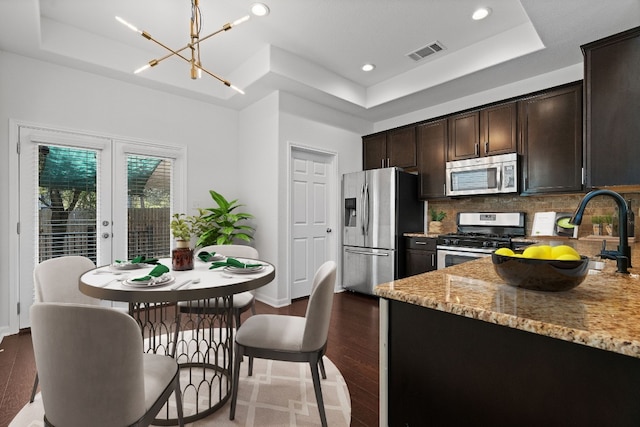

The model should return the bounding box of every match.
[198,244,259,259]
[33,256,99,305]
[302,261,337,352]
[30,302,147,427]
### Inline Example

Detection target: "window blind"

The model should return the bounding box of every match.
[127,155,172,259]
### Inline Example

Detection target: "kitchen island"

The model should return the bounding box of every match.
[376,239,640,427]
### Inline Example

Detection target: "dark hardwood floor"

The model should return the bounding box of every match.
[0,291,379,426]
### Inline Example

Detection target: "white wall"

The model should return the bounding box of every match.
[0,51,240,334]
[237,91,365,307]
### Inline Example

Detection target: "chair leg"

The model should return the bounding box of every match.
[309,356,328,427]
[174,378,185,427]
[229,343,244,420]
[29,372,39,402]
[171,312,181,358]
[234,309,242,330]
[319,356,327,380]
[250,301,256,315]
[248,355,254,376]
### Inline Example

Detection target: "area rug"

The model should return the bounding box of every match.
[9,356,351,426]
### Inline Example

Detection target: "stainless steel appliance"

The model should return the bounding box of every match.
[445,152,518,197]
[342,168,423,295]
[436,212,532,269]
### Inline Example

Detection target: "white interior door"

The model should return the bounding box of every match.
[290,147,336,299]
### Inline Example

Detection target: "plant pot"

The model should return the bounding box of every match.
[172,240,193,271]
[429,221,443,234]
[604,223,613,236]
[592,224,601,235]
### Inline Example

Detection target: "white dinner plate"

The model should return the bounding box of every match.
[223,265,264,274]
[110,263,149,271]
[123,274,175,287]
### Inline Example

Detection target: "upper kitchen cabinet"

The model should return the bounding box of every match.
[363,127,417,170]
[447,102,517,161]
[582,26,640,189]
[519,83,583,195]
[416,118,447,199]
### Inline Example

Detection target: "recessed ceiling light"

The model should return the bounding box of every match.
[362,63,375,72]
[251,3,270,17]
[472,7,491,20]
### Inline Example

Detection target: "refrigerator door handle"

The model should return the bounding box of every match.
[364,182,370,236]
[360,184,366,236]
[344,248,390,256]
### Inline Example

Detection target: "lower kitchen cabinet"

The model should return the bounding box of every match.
[386,299,640,427]
[405,237,437,276]
[519,82,583,195]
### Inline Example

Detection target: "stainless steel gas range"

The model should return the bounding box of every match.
[436,212,533,269]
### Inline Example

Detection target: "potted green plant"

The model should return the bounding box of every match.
[194,190,255,247]
[428,208,446,234]
[170,213,196,270]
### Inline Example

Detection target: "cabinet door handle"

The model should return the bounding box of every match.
[431,253,435,265]
[485,141,489,154]
[415,241,427,245]
[475,143,479,157]
[381,159,384,168]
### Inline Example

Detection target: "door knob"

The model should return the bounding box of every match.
[102,220,110,226]
[326,228,332,233]
[102,232,110,239]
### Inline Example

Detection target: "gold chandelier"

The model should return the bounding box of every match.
[116,0,250,94]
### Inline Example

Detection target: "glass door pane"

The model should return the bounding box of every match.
[38,145,98,262]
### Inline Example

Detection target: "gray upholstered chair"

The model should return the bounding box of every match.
[178,244,260,327]
[30,255,101,402]
[229,260,337,427]
[30,302,184,427]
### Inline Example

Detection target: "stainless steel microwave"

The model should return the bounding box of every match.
[445,152,518,197]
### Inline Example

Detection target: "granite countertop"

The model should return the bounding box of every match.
[376,239,640,358]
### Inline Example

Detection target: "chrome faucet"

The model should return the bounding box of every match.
[569,189,631,274]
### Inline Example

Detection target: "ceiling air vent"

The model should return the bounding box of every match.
[407,41,446,62]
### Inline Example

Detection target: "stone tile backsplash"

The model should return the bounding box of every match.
[425,192,640,238]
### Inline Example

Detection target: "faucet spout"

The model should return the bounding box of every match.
[569,189,631,273]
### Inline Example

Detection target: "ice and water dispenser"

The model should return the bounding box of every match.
[344,198,357,227]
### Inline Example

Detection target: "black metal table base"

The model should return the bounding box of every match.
[129,297,234,425]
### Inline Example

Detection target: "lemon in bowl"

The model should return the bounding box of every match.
[492,244,589,291]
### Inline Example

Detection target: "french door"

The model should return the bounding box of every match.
[17,125,184,327]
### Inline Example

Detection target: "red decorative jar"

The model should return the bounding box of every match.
[172,240,194,271]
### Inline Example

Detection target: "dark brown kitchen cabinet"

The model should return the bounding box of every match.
[363,127,417,170]
[447,102,517,161]
[416,119,447,199]
[405,237,437,276]
[363,133,387,170]
[582,26,640,188]
[519,83,583,195]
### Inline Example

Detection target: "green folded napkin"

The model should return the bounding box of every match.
[132,264,169,281]
[197,251,216,262]
[115,255,159,264]
[209,257,261,270]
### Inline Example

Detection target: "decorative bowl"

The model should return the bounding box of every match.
[491,252,590,292]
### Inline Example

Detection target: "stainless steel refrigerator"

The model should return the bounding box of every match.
[342,167,423,295]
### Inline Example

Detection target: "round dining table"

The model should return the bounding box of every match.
[79,257,275,425]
